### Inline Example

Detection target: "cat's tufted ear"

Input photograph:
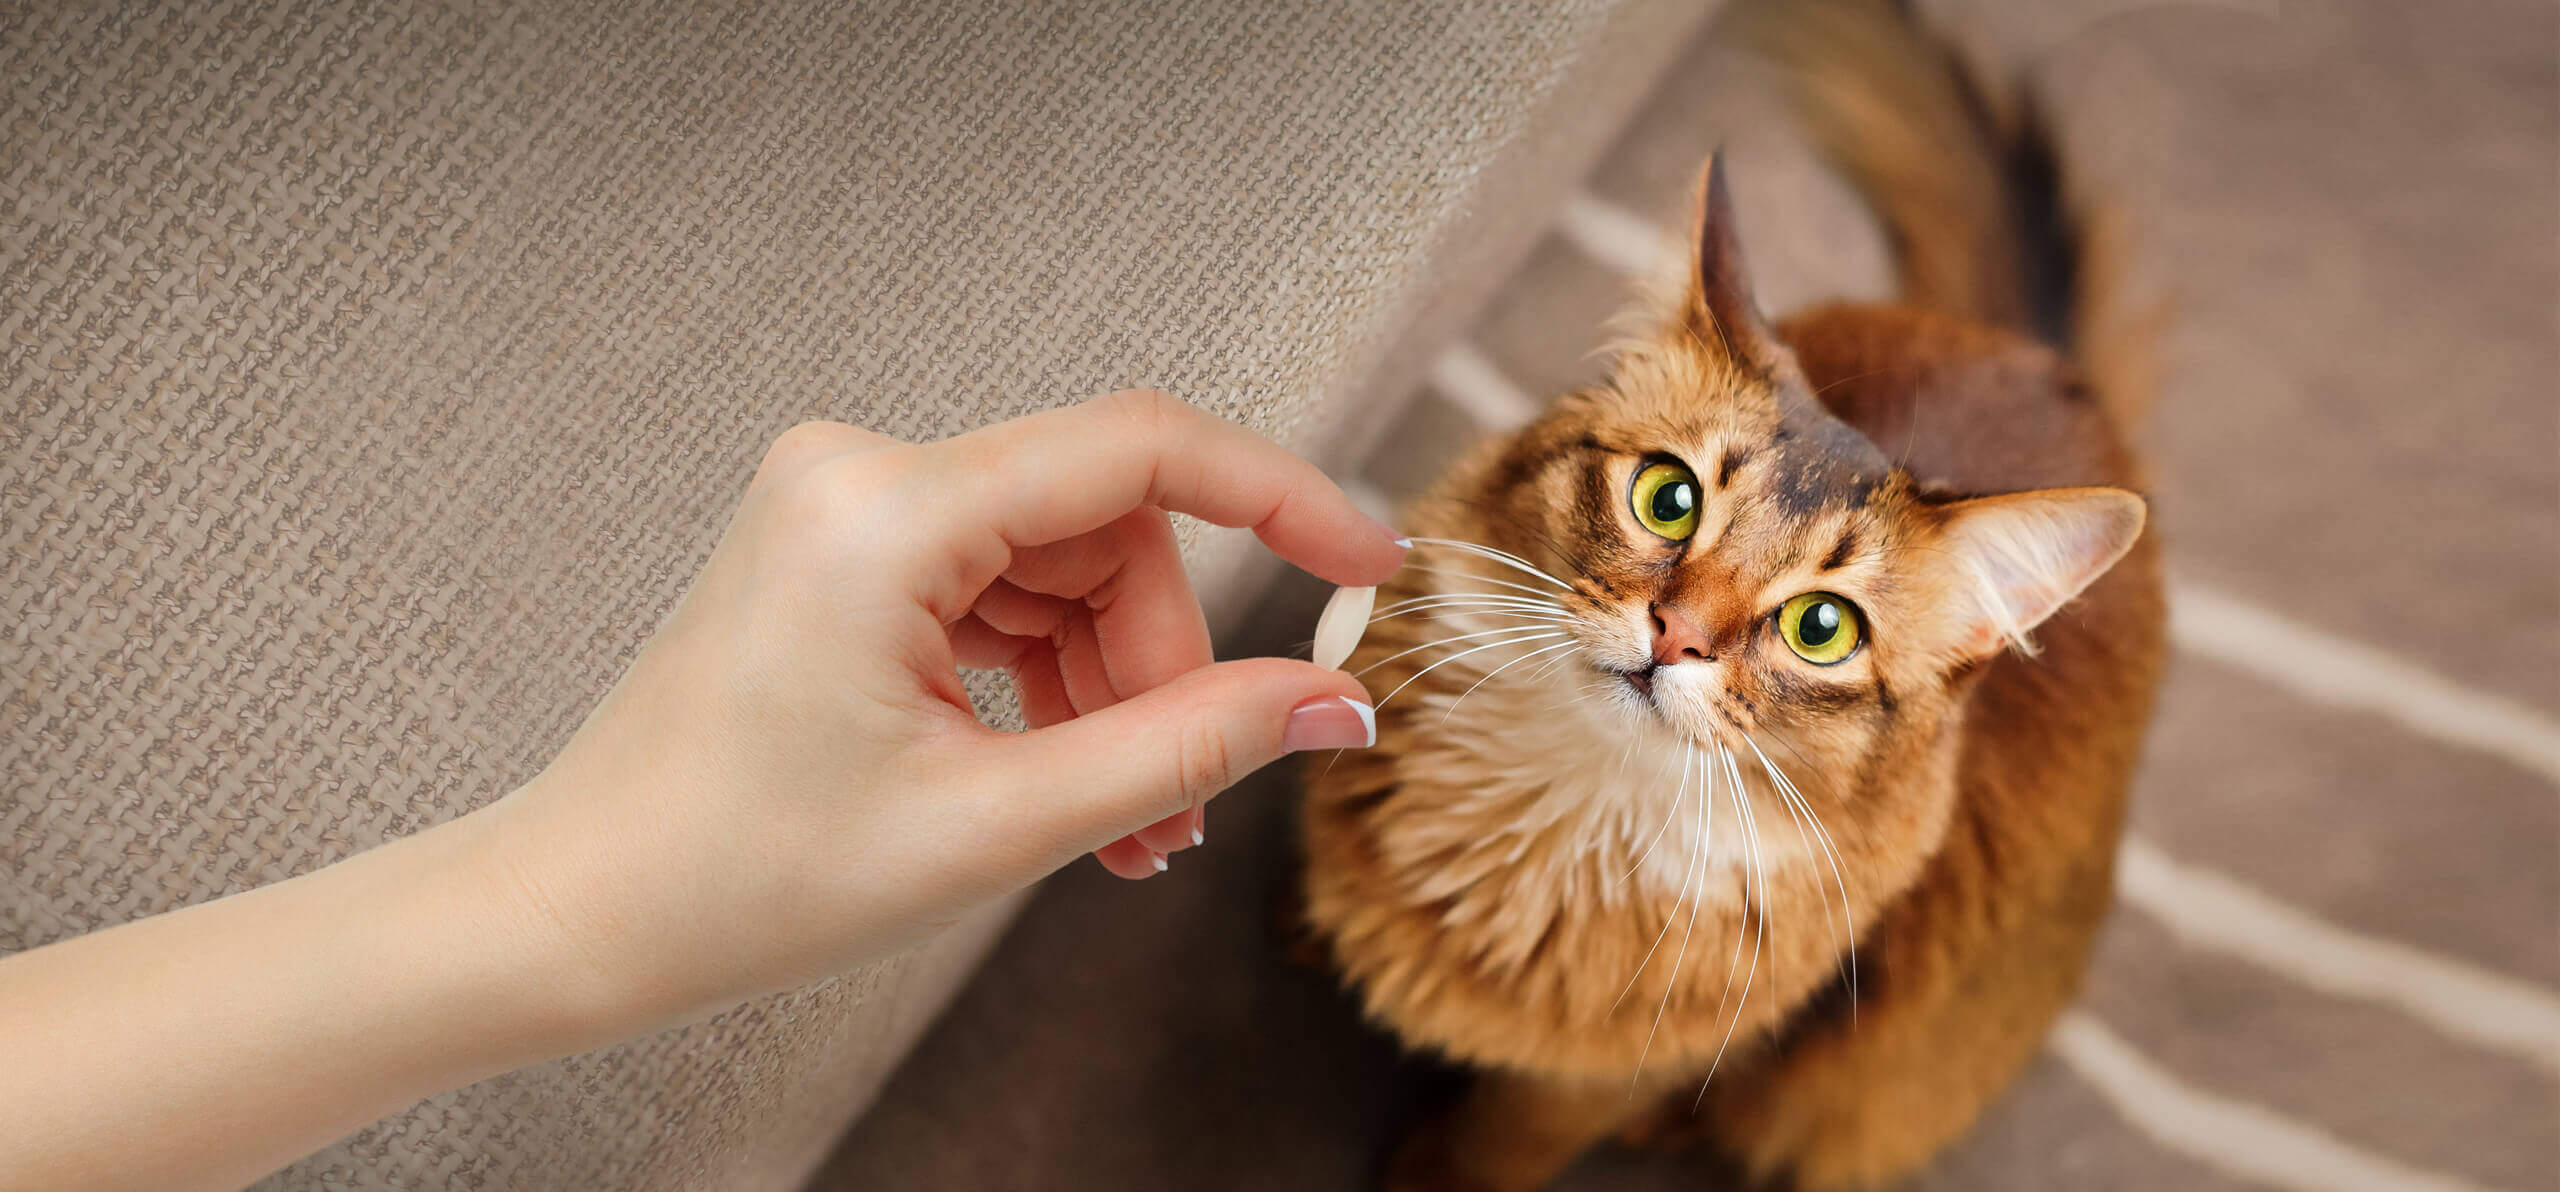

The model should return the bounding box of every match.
[1684,151,1794,378]
[1931,487,2147,660]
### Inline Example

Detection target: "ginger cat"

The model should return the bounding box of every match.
[1298,3,2167,1188]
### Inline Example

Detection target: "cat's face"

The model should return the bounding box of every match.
[1422,162,2141,788]
[1446,357,1951,783]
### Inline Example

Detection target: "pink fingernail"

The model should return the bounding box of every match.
[1150,850,1169,873]
[1190,805,1206,848]
[1282,696,1377,752]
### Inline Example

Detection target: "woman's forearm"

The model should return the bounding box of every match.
[0,799,614,1190]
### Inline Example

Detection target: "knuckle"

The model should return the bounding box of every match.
[1170,717,1235,808]
[1092,387,1191,436]
[765,462,841,524]
[761,456,899,559]
[937,430,1008,480]
[760,420,856,475]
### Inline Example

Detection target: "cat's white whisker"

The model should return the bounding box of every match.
[1370,596,1569,624]
[1373,632,1571,713]
[1353,626,1571,679]
[1735,741,1773,1004]
[1396,612,1574,633]
[1703,745,1753,995]
[1405,564,1575,604]
[1758,760,1831,963]
[1385,613,1574,638]
[1618,747,1688,886]
[1518,642,1586,683]
[1319,627,1567,781]
[1443,640,1582,723]
[1383,610,1572,631]
[1372,602,1564,623]
[1413,536,1557,573]
[1540,681,1618,713]
[1698,741,1766,1105]
[1525,647,1581,684]
[1374,588,1566,614]
[1747,735,1860,1017]
[1747,742,1844,953]
[1610,747,1697,1018]
[1631,746,1711,1090]
[1614,732,1638,779]
[1369,603,1570,629]
[1403,537,1581,595]
[1412,611,1577,630]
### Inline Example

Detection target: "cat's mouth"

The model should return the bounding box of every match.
[1617,663,1660,703]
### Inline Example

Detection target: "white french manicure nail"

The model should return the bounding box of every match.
[1340,695,1377,747]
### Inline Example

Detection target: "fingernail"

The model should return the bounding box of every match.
[1190,805,1206,848]
[1151,850,1169,873]
[1366,514,1408,549]
[1283,695,1377,752]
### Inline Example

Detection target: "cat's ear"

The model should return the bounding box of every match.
[1931,487,2147,659]
[1684,151,1793,377]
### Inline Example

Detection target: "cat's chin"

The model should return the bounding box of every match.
[1594,661,1731,753]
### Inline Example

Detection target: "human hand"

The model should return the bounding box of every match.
[484,390,1402,1028]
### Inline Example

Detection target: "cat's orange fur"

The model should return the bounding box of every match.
[1298,3,2166,1188]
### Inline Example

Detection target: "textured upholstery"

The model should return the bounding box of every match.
[0,0,1711,1186]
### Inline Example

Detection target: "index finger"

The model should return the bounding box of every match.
[924,389,1406,587]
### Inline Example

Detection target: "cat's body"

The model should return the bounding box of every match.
[1299,4,2166,1189]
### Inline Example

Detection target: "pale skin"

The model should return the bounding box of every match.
[0,390,1401,1191]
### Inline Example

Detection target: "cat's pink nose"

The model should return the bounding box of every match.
[1650,603,1712,665]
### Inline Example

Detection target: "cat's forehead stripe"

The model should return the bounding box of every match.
[1819,529,1859,571]
[1716,447,1750,488]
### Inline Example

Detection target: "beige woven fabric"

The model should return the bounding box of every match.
[1,0,1707,1186]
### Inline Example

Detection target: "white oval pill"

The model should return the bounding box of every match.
[1312,584,1376,671]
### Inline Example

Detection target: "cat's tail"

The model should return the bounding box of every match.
[1741,0,2154,430]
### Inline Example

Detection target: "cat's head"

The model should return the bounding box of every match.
[1425,158,2144,776]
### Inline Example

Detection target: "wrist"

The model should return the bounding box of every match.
[460,756,790,1047]
[447,778,671,1050]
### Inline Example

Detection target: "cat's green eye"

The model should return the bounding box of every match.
[1629,461,1702,541]
[1778,592,1862,665]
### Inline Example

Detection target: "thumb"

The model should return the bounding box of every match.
[995,657,1378,849]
